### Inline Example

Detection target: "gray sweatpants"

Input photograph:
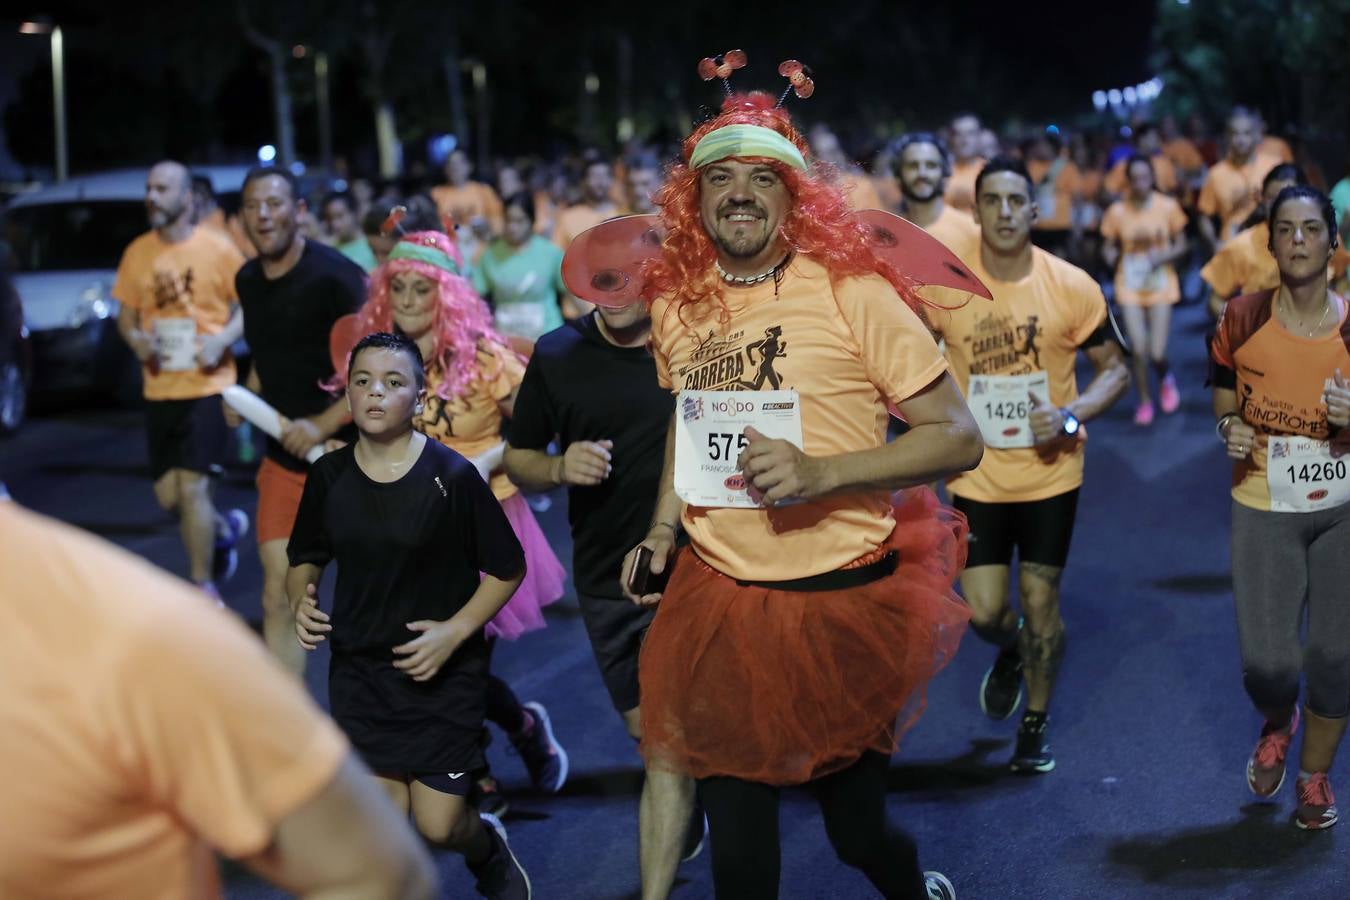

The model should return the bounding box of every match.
[1232,500,1350,719]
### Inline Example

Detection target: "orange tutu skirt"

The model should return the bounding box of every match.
[638,487,971,786]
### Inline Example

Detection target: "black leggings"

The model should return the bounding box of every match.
[484,638,527,736]
[698,751,925,899]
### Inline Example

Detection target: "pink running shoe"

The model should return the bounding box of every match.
[1247,707,1299,797]
[1296,772,1338,830]
[1159,373,1181,414]
[1134,401,1155,426]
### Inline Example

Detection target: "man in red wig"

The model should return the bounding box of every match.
[621,81,984,900]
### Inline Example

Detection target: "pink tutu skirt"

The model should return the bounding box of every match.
[487,492,566,640]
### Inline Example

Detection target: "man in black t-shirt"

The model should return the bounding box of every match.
[230,166,366,676]
[504,300,698,899]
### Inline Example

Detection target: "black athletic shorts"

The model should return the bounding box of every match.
[952,488,1080,569]
[371,770,473,797]
[145,395,226,480]
[578,592,656,714]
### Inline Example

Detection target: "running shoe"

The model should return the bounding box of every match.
[211,509,249,583]
[924,871,956,900]
[1159,373,1181,414]
[979,646,1023,720]
[681,809,708,862]
[511,701,568,794]
[1133,400,1155,426]
[473,774,510,819]
[1247,708,1299,798]
[471,813,532,899]
[1009,714,1055,774]
[1295,773,1338,831]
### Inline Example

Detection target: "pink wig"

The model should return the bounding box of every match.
[353,231,517,401]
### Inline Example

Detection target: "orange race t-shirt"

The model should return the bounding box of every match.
[1099,192,1188,306]
[1026,158,1082,231]
[552,203,620,251]
[1198,153,1282,241]
[945,158,985,213]
[431,181,505,233]
[650,255,949,581]
[1259,135,1295,164]
[417,342,525,501]
[923,203,981,257]
[874,173,902,212]
[930,246,1108,503]
[0,503,348,900]
[1200,223,1280,300]
[1163,137,1206,174]
[1211,291,1350,510]
[1104,154,1179,197]
[112,226,245,401]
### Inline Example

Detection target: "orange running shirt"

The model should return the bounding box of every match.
[553,203,619,251]
[1211,291,1350,510]
[112,226,245,401]
[945,158,985,213]
[0,503,348,900]
[650,256,949,581]
[1099,192,1188,306]
[1198,153,1282,241]
[924,203,981,257]
[930,247,1108,503]
[1104,154,1179,196]
[431,181,505,233]
[1026,158,1082,231]
[417,343,525,501]
[1163,137,1205,173]
[1200,223,1280,299]
[1259,135,1295,163]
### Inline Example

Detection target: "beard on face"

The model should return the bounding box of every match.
[900,178,939,204]
[711,202,774,258]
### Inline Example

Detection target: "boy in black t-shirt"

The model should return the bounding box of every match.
[503,302,699,898]
[288,332,530,899]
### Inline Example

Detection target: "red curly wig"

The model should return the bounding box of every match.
[643,92,921,318]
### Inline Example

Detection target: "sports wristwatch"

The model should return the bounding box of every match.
[1059,408,1081,437]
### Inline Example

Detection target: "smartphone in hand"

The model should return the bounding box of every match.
[627,545,671,596]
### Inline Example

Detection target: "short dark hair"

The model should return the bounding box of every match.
[1268,185,1339,245]
[502,191,536,223]
[1124,153,1156,188]
[321,190,354,214]
[1263,163,1306,191]
[348,331,425,391]
[191,174,216,200]
[241,165,300,201]
[975,155,1033,200]
[361,207,387,237]
[892,132,951,178]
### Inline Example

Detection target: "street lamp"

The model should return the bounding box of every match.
[19,19,67,183]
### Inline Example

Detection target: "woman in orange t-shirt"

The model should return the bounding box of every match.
[1100,154,1190,425]
[344,231,569,808]
[1211,185,1350,831]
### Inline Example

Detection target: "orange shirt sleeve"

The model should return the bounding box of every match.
[112,236,150,309]
[831,274,949,407]
[1200,244,1241,298]
[1211,302,1236,369]
[650,301,676,391]
[107,593,348,859]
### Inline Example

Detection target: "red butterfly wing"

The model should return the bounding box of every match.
[854,209,992,302]
[329,314,370,381]
[561,215,665,308]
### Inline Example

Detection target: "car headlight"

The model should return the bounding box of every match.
[68,282,113,329]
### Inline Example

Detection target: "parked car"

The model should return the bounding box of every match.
[1,165,250,402]
[0,264,29,434]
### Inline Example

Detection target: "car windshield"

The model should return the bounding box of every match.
[1,201,148,272]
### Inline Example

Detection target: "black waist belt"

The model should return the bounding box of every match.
[734,551,899,593]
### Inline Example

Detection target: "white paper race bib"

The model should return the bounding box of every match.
[967,371,1049,449]
[494,302,548,339]
[1121,253,1166,293]
[674,390,803,508]
[1267,437,1350,512]
[153,318,198,372]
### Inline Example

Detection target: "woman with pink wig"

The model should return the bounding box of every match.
[349,230,569,810]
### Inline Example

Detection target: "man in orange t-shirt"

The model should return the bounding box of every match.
[0,501,436,899]
[1198,107,1283,249]
[114,161,248,600]
[891,132,980,255]
[431,150,505,235]
[554,160,623,318]
[623,155,662,215]
[809,125,884,210]
[944,112,985,213]
[1025,133,1082,260]
[929,157,1128,774]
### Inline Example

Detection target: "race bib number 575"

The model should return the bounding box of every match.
[673,389,803,508]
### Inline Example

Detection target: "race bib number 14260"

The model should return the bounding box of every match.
[673,390,803,508]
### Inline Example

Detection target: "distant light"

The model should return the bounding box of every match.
[1108,89,1124,106]
[428,134,457,164]
[471,64,487,90]
[1121,126,1134,138]
[585,73,600,95]
[1123,86,1138,104]
[289,161,306,176]
[292,45,307,59]
[1177,0,1190,5]
[258,144,277,163]
[333,178,349,191]
[1092,91,1108,112]
[18,20,52,35]
[1046,124,1061,136]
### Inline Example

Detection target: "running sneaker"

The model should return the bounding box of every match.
[1247,708,1300,798]
[511,701,568,794]
[681,809,708,862]
[1134,400,1155,426]
[979,646,1023,720]
[471,813,532,899]
[924,871,956,900]
[211,509,249,583]
[473,774,510,819]
[1159,373,1181,414]
[1295,773,1338,831]
[1009,714,1055,774]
